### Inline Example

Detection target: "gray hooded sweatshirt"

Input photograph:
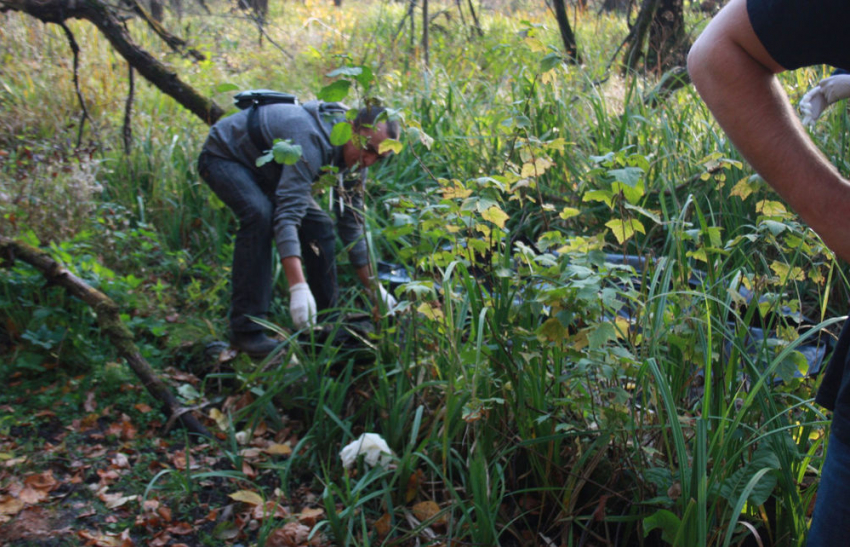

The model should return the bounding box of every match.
[201,100,368,268]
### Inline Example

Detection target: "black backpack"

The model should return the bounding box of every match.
[234,90,298,152]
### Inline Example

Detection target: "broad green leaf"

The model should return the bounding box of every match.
[643,510,681,544]
[608,167,643,188]
[588,321,617,350]
[255,150,274,167]
[719,446,779,507]
[775,350,809,383]
[481,205,509,229]
[330,122,353,146]
[354,66,375,89]
[623,203,661,225]
[583,189,614,208]
[271,140,303,165]
[217,82,239,92]
[318,79,351,102]
[326,66,363,78]
[540,52,562,72]
[606,218,645,244]
[379,139,403,155]
[759,219,788,235]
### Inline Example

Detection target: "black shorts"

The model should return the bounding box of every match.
[747,0,850,71]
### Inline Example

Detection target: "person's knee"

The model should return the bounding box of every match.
[239,199,273,228]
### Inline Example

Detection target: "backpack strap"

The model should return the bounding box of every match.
[247,104,266,152]
[233,90,298,152]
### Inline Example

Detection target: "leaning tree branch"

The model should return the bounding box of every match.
[1,0,224,125]
[0,235,211,438]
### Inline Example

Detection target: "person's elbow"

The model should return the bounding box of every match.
[687,33,717,96]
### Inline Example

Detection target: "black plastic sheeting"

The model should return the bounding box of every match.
[377,254,836,379]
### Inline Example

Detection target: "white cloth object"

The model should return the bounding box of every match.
[339,433,393,469]
[289,282,316,330]
[800,74,850,127]
[378,284,398,313]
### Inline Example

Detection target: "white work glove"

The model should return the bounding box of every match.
[289,282,317,330]
[800,74,850,127]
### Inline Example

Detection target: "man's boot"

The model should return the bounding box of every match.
[230,331,279,358]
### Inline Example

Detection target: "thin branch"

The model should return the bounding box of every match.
[59,22,94,149]
[243,6,294,60]
[126,0,206,61]
[123,62,134,154]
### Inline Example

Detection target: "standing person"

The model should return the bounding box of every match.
[687,0,850,544]
[198,99,400,358]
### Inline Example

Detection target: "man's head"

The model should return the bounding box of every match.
[341,106,400,170]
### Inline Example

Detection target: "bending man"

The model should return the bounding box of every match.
[198,99,399,357]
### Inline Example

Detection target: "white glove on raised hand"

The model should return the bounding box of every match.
[800,74,850,127]
[289,282,317,330]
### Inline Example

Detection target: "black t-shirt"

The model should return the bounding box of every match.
[747,0,850,442]
[747,0,850,71]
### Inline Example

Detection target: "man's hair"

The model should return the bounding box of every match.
[354,106,400,139]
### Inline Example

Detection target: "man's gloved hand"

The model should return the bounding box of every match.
[800,74,850,127]
[289,282,317,330]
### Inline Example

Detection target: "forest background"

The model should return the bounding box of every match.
[1,0,848,545]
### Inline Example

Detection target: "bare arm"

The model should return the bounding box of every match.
[687,0,850,262]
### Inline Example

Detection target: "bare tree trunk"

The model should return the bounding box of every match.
[0,236,212,439]
[647,0,687,73]
[1,0,224,125]
[621,0,688,74]
[551,0,580,64]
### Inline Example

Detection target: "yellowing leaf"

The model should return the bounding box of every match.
[416,303,444,321]
[770,261,806,284]
[0,496,24,517]
[412,500,445,525]
[730,177,758,200]
[265,443,293,457]
[375,513,392,538]
[756,200,787,217]
[481,205,509,229]
[686,249,708,263]
[209,408,230,431]
[538,317,568,342]
[229,490,264,506]
[559,207,580,220]
[440,181,472,200]
[605,218,645,244]
[520,158,553,178]
[379,138,403,155]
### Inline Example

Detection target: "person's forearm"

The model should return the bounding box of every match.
[355,264,373,288]
[688,0,850,262]
[282,256,306,286]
